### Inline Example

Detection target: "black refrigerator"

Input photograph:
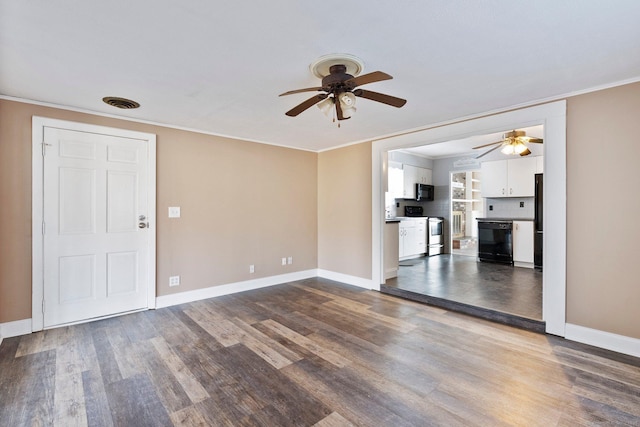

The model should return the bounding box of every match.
[534,174,543,269]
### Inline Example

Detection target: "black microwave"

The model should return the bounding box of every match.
[415,183,434,201]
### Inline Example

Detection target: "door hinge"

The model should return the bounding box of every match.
[41,142,52,156]
[42,221,45,235]
[42,299,45,314]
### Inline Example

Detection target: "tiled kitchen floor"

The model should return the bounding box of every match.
[383,254,543,329]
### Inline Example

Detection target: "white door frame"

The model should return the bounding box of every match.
[32,117,157,331]
[372,101,566,336]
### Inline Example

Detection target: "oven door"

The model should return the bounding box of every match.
[478,221,513,264]
[429,218,443,245]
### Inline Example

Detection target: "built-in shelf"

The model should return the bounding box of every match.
[452,198,482,203]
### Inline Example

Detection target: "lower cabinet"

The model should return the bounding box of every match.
[399,219,427,259]
[513,220,534,267]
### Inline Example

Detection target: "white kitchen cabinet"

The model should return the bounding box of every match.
[481,157,538,197]
[402,165,433,199]
[402,165,418,199]
[399,219,427,259]
[507,157,537,197]
[417,168,433,185]
[481,160,508,197]
[513,220,534,267]
[388,163,404,198]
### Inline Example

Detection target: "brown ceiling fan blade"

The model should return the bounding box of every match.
[353,89,406,108]
[475,144,502,159]
[279,87,323,96]
[335,97,346,121]
[346,71,393,88]
[285,93,328,117]
[527,138,543,144]
[519,148,532,156]
[472,140,503,150]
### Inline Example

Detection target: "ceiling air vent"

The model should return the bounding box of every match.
[102,96,140,109]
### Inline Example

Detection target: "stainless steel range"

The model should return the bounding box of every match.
[427,217,444,256]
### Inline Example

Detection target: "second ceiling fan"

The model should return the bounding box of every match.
[473,130,543,158]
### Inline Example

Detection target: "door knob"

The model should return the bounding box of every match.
[138,222,148,229]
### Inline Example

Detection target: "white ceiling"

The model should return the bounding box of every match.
[2,1,640,153]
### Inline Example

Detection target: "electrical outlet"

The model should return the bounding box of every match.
[520,201,525,208]
[168,207,181,218]
[249,264,255,273]
[169,275,180,287]
[281,257,287,266]
[489,205,493,211]
[287,256,292,265]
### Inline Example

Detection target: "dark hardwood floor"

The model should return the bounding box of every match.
[384,255,544,331]
[2,278,639,426]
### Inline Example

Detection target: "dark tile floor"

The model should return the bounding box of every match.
[383,254,543,322]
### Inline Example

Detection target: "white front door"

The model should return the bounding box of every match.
[39,124,154,328]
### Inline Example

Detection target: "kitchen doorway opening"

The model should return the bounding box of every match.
[450,169,482,257]
[372,101,567,336]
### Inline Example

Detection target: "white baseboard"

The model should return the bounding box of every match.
[384,268,398,280]
[156,269,317,308]
[0,318,32,342]
[565,323,640,358]
[317,269,375,290]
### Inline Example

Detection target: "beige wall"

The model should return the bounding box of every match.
[566,82,640,338]
[4,81,640,341]
[0,99,317,323]
[318,142,372,279]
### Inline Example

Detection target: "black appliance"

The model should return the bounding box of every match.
[534,174,543,269]
[477,219,513,264]
[404,205,425,217]
[428,217,444,256]
[415,183,434,201]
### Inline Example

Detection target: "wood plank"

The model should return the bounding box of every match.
[82,368,115,427]
[260,319,351,368]
[313,411,355,427]
[0,349,56,426]
[150,337,209,404]
[90,328,122,385]
[104,374,173,427]
[135,339,193,413]
[169,405,210,427]
[54,341,89,426]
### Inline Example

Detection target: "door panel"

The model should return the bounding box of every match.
[43,127,150,327]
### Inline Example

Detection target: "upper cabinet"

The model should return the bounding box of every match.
[388,162,404,199]
[402,164,433,199]
[481,157,540,197]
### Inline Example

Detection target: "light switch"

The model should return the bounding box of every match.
[168,206,181,218]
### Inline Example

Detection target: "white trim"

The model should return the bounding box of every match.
[31,117,157,331]
[156,270,318,308]
[0,319,33,341]
[372,101,567,336]
[566,324,640,359]
[317,269,376,290]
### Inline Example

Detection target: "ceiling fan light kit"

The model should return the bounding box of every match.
[280,53,406,123]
